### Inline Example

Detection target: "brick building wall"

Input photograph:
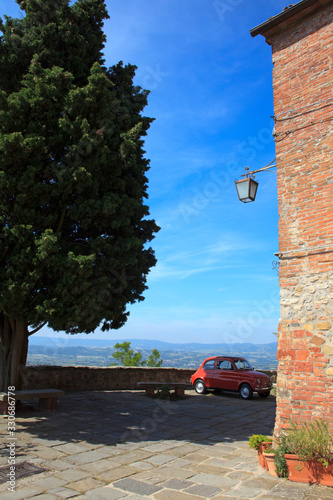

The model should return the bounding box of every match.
[252,0,333,433]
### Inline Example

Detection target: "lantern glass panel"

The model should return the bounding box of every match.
[249,178,258,200]
[235,179,250,200]
[235,178,258,202]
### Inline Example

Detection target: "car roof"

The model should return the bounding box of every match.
[204,356,245,361]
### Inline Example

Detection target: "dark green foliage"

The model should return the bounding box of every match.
[156,383,171,399]
[0,0,108,92]
[0,0,159,389]
[274,435,289,478]
[155,383,185,400]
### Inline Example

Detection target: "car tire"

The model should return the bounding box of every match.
[194,379,207,394]
[259,391,270,398]
[239,383,253,400]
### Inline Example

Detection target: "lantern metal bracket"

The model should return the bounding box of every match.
[235,159,276,203]
[240,160,277,180]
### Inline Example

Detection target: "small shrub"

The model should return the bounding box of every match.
[156,384,172,399]
[262,444,275,454]
[248,434,272,450]
[284,419,333,464]
[274,419,333,476]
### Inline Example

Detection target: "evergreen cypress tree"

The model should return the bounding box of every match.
[0,0,159,390]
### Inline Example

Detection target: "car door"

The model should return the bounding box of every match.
[201,359,216,388]
[213,359,239,390]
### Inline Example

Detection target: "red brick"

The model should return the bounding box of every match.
[293,338,310,350]
[263,0,333,437]
[296,350,310,361]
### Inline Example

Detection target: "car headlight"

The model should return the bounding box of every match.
[257,378,261,386]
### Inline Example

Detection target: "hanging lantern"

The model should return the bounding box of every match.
[235,176,259,203]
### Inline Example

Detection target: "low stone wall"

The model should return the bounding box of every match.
[20,366,195,391]
[20,365,277,391]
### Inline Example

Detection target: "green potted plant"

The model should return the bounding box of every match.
[274,432,290,478]
[276,419,333,486]
[262,444,278,477]
[248,434,273,468]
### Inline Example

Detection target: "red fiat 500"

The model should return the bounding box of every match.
[191,356,272,399]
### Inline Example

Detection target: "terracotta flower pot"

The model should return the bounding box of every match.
[258,442,273,469]
[285,454,333,487]
[263,452,278,477]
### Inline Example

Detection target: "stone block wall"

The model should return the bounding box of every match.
[19,365,196,391]
[19,365,277,391]
[264,2,333,432]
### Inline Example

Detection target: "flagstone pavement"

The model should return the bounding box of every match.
[0,390,332,499]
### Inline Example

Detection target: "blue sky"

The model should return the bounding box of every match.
[2,0,293,345]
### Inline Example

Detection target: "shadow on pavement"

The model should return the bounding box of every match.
[12,390,276,449]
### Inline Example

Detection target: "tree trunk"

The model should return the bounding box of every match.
[0,312,29,391]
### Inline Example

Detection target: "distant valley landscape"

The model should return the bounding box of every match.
[28,337,278,370]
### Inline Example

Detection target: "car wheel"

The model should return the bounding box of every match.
[194,379,207,394]
[239,383,253,400]
[259,391,270,398]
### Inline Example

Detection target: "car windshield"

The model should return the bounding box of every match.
[234,359,252,370]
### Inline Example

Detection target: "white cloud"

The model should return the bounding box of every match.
[149,262,239,281]
[148,237,262,282]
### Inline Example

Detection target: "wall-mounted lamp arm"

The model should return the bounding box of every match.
[240,159,277,179]
[235,159,276,203]
[240,164,276,178]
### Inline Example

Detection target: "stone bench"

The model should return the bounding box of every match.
[137,382,193,397]
[0,389,65,414]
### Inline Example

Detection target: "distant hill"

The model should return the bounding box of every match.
[30,336,277,352]
[27,337,278,370]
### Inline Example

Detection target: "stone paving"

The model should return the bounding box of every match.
[0,390,332,499]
